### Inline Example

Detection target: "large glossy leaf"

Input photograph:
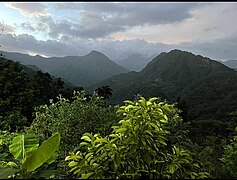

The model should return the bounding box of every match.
[9,134,39,161]
[22,132,60,172]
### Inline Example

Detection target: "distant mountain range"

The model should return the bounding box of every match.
[89,49,237,121]
[0,50,129,87]
[2,48,237,121]
[116,53,156,72]
[221,59,237,71]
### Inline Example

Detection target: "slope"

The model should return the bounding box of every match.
[89,49,237,120]
[0,50,129,87]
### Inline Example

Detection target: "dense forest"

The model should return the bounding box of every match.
[1,50,237,179]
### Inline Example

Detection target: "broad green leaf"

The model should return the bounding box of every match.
[141,138,146,146]
[147,101,152,106]
[45,152,57,164]
[9,134,39,161]
[124,100,135,105]
[79,142,89,147]
[149,97,158,102]
[160,119,168,123]
[0,167,20,179]
[169,163,175,174]
[82,172,94,179]
[68,161,77,167]
[139,99,146,108]
[81,136,91,142]
[125,105,134,111]
[114,153,121,166]
[116,109,125,114]
[22,132,60,172]
[94,138,107,144]
[149,122,159,130]
[164,114,168,120]
[85,152,94,159]
[116,128,127,133]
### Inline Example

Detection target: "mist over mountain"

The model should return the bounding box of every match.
[221,59,237,71]
[116,53,156,72]
[0,50,129,87]
[89,49,237,120]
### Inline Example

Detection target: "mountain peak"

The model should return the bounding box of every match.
[88,50,104,56]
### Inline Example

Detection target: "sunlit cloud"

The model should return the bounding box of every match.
[5,3,50,17]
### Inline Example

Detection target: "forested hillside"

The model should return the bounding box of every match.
[1,50,237,179]
[0,57,79,131]
[0,50,129,86]
[89,49,237,121]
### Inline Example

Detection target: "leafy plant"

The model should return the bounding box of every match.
[220,126,237,178]
[0,132,60,179]
[66,96,209,179]
[29,91,119,154]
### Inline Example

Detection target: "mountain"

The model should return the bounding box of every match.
[221,59,237,71]
[116,53,155,72]
[89,49,237,121]
[0,57,76,130]
[0,50,129,87]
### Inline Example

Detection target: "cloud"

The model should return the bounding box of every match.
[73,3,199,26]
[176,37,237,61]
[5,3,50,17]
[2,31,237,61]
[2,3,237,61]
[35,3,200,39]
[0,33,169,59]
[21,22,36,31]
[20,21,48,32]
[33,16,125,39]
[110,3,237,44]
[0,23,16,34]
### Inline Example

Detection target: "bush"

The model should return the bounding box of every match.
[65,96,209,179]
[29,91,119,154]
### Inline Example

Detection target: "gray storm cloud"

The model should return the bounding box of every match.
[19,3,202,39]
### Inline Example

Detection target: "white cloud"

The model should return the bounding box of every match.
[110,3,237,44]
[5,3,50,17]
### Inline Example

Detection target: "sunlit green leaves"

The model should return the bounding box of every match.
[9,134,39,161]
[22,132,60,172]
[66,96,209,179]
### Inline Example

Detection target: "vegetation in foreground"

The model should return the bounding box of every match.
[0,93,236,179]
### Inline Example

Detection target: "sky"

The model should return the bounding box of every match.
[0,2,237,61]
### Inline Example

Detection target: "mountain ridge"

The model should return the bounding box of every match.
[88,49,237,120]
[0,50,129,86]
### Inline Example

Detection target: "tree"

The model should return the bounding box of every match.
[95,86,113,106]
[65,96,209,179]
[29,91,119,154]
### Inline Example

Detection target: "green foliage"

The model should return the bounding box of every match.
[22,133,60,172]
[91,49,237,121]
[29,91,119,154]
[9,134,39,161]
[0,132,60,179]
[220,127,237,178]
[95,86,113,106]
[0,58,72,131]
[66,96,209,179]
[184,118,237,178]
